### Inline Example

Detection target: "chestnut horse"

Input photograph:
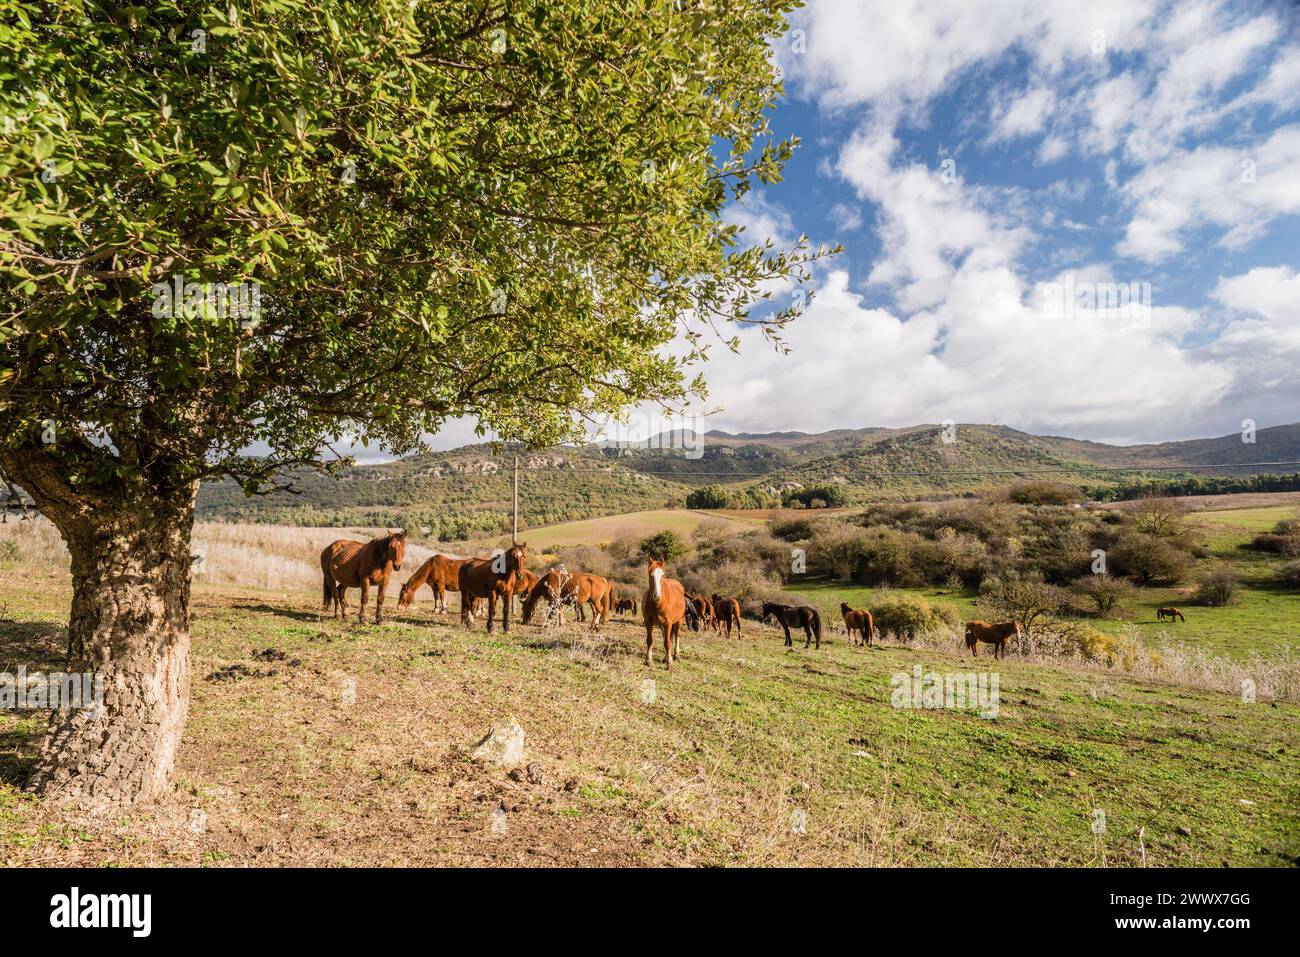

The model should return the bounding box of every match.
[711,594,742,638]
[615,595,639,617]
[398,554,467,612]
[840,602,875,647]
[762,601,822,649]
[1156,607,1186,623]
[321,529,407,624]
[523,570,614,628]
[964,620,1023,659]
[458,542,526,633]
[643,559,686,670]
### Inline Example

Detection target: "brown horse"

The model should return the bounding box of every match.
[398,554,467,612]
[964,620,1023,659]
[762,601,822,649]
[643,559,686,670]
[522,570,614,628]
[711,594,742,638]
[457,542,526,633]
[840,602,875,647]
[1156,607,1186,623]
[320,529,407,624]
[614,595,639,617]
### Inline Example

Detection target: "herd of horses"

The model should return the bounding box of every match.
[318,529,1031,670]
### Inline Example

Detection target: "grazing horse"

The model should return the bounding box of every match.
[615,595,639,617]
[840,602,875,647]
[964,620,1023,659]
[711,594,743,638]
[683,593,713,632]
[643,560,687,670]
[458,542,527,633]
[398,554,467,612]
[762,601,822,649]
[1157,607,1186,623]
[523,570,614,628]
[320,529,407,624]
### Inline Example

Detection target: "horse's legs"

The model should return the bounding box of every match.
[783,624,792,648]
[487,591,498,634]
[502,590,511,633]
[645,622,655,667]
[358,580,370,625]
[663,623,674,671]
[375,573,387,624]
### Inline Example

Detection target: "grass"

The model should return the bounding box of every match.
[1,563,1296,866]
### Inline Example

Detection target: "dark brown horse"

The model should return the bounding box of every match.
[397,554,467,612]
[614,595,639,617]
[458,542,526,633]
[840,602,875,647]
[644,559,686,670]
[762,601,822,649]
[964,620,1022,659]
[711,594,742,638]
[1156,607,1186,623]
[320,529,407,624]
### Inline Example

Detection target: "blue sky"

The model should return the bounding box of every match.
[420,0,1300,456]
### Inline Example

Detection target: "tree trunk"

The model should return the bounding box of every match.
[3,456,198,807]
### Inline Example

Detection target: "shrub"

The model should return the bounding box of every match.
[685,485,733,509]
[805,521,870,581]
[977,577,1066,634]
[1193,567,1240,606]
[1276,560,1300,589]
[637,530,684,563]
[870,593,954,642]
[782,483,848,508]
[1005,481,1083,506]
[1071,574,1135,617]
[769,515,821,542]
[1109,531,1192,585]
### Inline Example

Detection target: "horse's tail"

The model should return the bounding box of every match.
[811,608,822,642]
[320,550,333,609]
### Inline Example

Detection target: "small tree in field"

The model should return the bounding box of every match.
[0,0,819,804]
[638,531,685,564]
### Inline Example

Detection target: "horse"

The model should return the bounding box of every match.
[643,559,686,670]
[711,594,743,638]
[457,542,526,633]
[614,595,639,617]
[523,569,614,628]
[1157,607,1186,623]
[761,601,822,649]
[964,620,1022,659]
[512,569,540,618]
[320,529,407,624]
[683,593,713,632]
[398,554,467,612]
[840,602,875,647]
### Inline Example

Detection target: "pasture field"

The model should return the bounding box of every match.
[477,508,763,552]
[1,565,1296,866]
[791,502,1300,662]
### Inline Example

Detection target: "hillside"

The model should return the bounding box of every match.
[197,446,690,539]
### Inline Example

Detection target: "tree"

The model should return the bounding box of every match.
[685,484,732,510]
[978,577,1066,636]
[638,530,684,564]
[0,0,819,804]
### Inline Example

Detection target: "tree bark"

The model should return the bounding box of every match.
[1,452,197,807]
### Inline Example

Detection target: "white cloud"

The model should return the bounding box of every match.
[1118,124,1300,262]
[991,87,1056,143]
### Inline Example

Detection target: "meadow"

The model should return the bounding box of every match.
[1,508,1297,866]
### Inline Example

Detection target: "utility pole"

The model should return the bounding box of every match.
[512,454,519,543]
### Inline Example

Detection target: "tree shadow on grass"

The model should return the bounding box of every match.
[0,724,42,789]
[0,618,67,672]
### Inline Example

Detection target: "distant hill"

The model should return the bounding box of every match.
[194,421,1300,527]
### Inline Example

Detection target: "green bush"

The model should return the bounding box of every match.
[870,593,954,642]
[1193,567,1240,606]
